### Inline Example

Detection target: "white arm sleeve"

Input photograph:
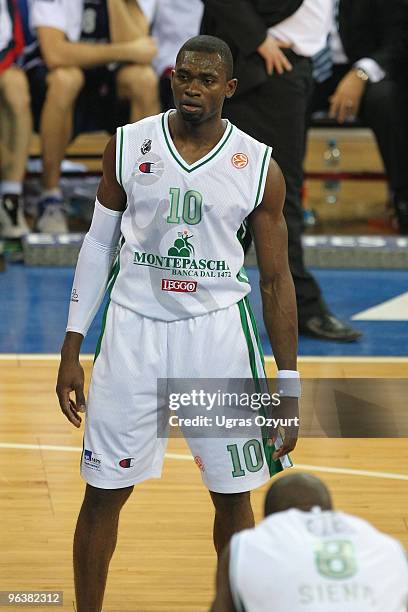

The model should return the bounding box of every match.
[66,198,123,337]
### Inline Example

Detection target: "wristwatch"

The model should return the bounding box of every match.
[354,67,369,82]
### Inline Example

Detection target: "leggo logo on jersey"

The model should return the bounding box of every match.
[232,153,249,168]
[161,279,198,293]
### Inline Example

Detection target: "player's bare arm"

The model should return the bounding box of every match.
[56,136,126,428]
[108,0,150,42]
[37,26,156,71]
[248,159,299,459]
[210,544,236,612]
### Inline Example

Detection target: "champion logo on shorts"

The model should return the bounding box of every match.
[231,153,249,169]
[161,279,198,293]
[119,458,135,468]
[194,456,205,472]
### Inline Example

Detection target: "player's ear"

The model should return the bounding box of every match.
[225,78,238,99]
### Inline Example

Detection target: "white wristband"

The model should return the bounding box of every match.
[277,370,301,398]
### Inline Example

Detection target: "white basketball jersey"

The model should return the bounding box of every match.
[230,508,408,612]
[111,110,272,321]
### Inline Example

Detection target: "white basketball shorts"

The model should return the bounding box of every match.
[81,297,290,492]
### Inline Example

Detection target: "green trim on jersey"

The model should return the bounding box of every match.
[161,111,234,173]
[94,252,121,362]
[237,299,259,382]
[236,222,250,284]
[237,297,286,476]
[118,127,124,186]
[244,296,266,376]
[253,145,272,209]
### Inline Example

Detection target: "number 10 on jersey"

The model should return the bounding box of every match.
[167,188,203,225]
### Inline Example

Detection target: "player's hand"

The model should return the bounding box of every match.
[257,35,293,75]
[56,358,86,428]
[329,70,366,123]
[267,397,299,460]
[125,36,157,64]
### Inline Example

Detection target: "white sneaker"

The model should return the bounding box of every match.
[36,196,69,233]
[0,194,30,239]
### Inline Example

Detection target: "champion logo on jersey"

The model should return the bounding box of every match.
[232,153,249,169]
[119,458,134,468]
[131,153,164,185]
[139,161,156,174]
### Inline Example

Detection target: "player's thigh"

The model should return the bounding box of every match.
[169,297,265,380]
[82,302,169,489]
[170,300,271,493]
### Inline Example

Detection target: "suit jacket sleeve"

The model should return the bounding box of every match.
[339,0,402,73]
[202,0,267,56]
[369,1,402,71]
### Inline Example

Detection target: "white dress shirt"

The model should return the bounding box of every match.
[268,0,333,58]
[330,20,385,83]
[330,14,386,82]
[30,0,83,41]
[138,0,203,76]
[0,0,13,52]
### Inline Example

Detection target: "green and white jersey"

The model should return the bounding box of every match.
[229,508,408,612]
[112,110,272,321]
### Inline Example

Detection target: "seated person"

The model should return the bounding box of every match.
[0,0,31,238]
[138,0,203,110]
[211,472,408,612]
[23,0,159,233]
[309,0,408,234]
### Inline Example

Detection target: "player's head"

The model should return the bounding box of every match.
[172,35,237,124]
[264,472,333,516]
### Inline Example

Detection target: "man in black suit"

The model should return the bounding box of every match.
[201,0,362,341]
[310,0,407,234]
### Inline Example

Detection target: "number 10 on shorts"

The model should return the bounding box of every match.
[227,440,264,477]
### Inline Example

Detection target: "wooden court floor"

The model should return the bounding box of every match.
[0,356,407,611]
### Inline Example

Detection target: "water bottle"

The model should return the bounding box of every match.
[323,138,341,205]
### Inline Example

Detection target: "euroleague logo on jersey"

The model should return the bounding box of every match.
[231,152,249,169]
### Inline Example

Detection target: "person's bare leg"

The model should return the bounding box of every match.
[40,67,84,190]
[0,67,32,183]
[107,0,148,41]
[116,64,160,123]
[74,484,134,612]
[210,491,255,557]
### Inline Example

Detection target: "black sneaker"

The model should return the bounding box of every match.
[0,194,29,239]
[299,314,362,342]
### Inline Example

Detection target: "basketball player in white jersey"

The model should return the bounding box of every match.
[211,472,408,612]
[56,35,300,612]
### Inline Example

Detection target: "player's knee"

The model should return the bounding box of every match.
[83,484,134,514]
[118,65,158,100]
[1,69,31,113]
[46,67,84,104]
[210,491,251,514]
